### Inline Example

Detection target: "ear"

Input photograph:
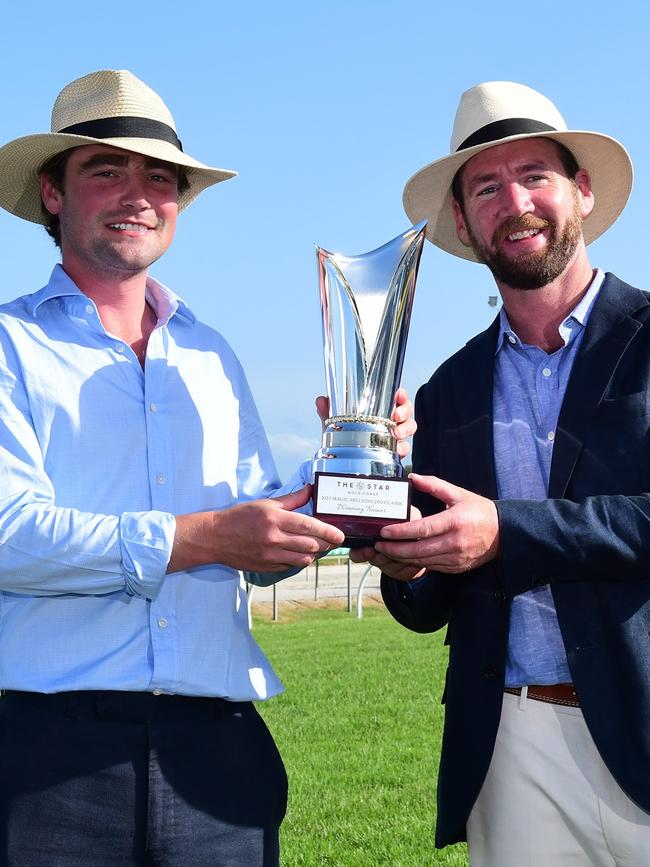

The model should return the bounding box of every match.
[574,169,595,219]
[40,175,63,216]
[452,198,472,247]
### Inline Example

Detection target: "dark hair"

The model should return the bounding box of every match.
[39,148,75,247]
[38,148,191,249]
[450,139,581,213]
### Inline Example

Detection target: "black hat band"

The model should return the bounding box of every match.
[457,118,557,152]
[58,116,183,152]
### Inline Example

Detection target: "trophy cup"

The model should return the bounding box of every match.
[312,221,427,545]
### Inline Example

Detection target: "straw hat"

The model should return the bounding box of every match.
[402,81,633,262]
[0,69,237,224]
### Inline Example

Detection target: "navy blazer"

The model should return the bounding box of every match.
[382,273,650,848]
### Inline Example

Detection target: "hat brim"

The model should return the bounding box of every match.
[402,130,633,262]
[0,132,237,224]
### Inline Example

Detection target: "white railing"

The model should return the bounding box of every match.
[247,556,379,624]
[356,564,376,619]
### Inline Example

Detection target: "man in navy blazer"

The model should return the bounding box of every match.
[353,82,650,864]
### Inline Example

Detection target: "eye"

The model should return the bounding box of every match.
[149,172,176,184]
[525,174,549,185]
[476,184,498,197]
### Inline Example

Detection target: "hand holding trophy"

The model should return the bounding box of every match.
[312,222,427,546]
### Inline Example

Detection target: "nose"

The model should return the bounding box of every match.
[499,182,533,217]
[119,175,151,210]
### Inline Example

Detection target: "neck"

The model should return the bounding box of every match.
[497,248,595,352]
[61,261,157,364]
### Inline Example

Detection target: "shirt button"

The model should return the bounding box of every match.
[115,343,125,353]
[508,335,517,345]
[156,473,166,485]
[85,304,94,315]
[149,403,158,413]
[158,618,168,629]
[152,689,163,696]
[542,367,552,377]
[547,431,555,442]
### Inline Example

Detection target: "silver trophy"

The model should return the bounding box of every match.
[312,221,427,544]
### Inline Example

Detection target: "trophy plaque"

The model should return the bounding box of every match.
[312,221,426,545]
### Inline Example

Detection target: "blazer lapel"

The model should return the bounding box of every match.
[549,274,648,497]
[451,317,500,499]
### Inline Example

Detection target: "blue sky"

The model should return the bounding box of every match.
[0,2,646,479]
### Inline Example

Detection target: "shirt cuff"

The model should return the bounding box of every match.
[245,565,303,587]
[270,459,314,515]
[119,511,176,600]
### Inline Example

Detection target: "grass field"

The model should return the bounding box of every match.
[253,601,469,866]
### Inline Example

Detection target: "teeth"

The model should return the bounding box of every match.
[508,228,540,241]
[109,223,148,232]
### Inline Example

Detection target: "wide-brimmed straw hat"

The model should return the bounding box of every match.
[0,69,237,224]
[403,81,633,262]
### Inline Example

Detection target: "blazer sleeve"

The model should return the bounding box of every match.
[497,493,650,597]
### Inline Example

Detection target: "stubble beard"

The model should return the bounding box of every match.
[89,235,165,275]
[466,189,584,290]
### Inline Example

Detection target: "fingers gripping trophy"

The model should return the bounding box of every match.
[312,222,427,546]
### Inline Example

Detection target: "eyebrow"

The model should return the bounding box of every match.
[465,161,555,195]
[517,161,553,174]
[77,152,178,175]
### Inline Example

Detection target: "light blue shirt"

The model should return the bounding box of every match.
[494,270,603,686]
[0,265,310,700]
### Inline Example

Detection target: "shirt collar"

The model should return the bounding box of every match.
[495,268,605,354]
[28,263,196,325]
[144,277,196,327]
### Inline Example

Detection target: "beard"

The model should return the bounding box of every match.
[466,190,583,290]
[89,235,165,273]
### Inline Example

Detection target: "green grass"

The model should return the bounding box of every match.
[253,603,468,866]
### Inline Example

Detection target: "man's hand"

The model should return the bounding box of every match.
[373,474,500,574]
[391,387,417,459]
[349,503,425,582]
[170,486,344,574]
[315,395,330,429]
[349,546,427,582]
[315,387,416,458]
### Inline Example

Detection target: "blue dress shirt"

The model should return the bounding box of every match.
[494,270,604,686]
[0,265,308,700]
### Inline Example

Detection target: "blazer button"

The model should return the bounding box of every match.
[493,589,507,602]
[483,666,499,679]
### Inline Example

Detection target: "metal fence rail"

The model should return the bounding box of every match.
[246,551,380,624]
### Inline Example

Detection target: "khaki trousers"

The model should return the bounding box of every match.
[466,690,650,866]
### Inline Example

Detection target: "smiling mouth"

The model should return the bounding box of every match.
[507,228,543,242]
[108,223,151,233]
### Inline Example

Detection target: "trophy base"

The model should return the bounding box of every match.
[313,471,411,546]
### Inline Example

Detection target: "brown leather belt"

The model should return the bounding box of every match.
[504,683,579,708]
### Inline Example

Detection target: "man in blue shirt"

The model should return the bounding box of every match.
[354,81,650,865]
[0,70,414,866]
